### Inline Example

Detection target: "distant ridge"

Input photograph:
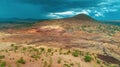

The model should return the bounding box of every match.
[68,14,96,21]
[34,14,100,27]
[0,18,41,23]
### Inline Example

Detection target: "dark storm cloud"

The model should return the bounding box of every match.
[17,0,101,6]
[16,0,103,12]
[0,0,120,20]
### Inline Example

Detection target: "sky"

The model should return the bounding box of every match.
[0,0,120,20]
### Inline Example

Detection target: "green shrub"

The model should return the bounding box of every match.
[31,55,39,58]
[33,48,39,52]
[70,63,74,66]
[72,50,80,57]
[108,64,117,67]
[48,57,52,67]
[16,62,20,67]
[0,55,5,59]
[22,47,27,51]
[67,50,71,55]
[0,61,6,67]
[77,63,80,67]
[5,50,8,53]
[14,46,18,50]
[40,47,45,52]
[17,57,26,64]
[43,61,47,67]
[31,54,40,60]
[63,64,71,67]
[84,55,92,62]
[57,57,62,64]
[10,44,15,47]
[97,59,101,64]
[8,65,12,67]
[59,48,63,55]
[47,48,52,53]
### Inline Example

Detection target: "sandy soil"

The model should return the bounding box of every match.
[0,16,120,67]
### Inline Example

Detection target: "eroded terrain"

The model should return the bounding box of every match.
[0,14,120,67]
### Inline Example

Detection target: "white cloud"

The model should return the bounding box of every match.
[47,0,120,20]
[47,10,90,19]
[95,0,119,18]
[52,11,75,15]
[95,12,104,17]
[47,13,63,19]
[78,10,89,15]
[98,0,120,6]
[47,0,120,19]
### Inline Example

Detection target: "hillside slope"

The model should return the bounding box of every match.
[0,14,120,67]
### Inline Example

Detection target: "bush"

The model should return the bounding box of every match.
[63,64,71,67]
[33,48,38,51]
[108,64,117,67]
[10,44,15,47]
[72,50,80,57]
[84,55,92,62]
[40,47,45,52]
[77,63,80,67]
[70,63,74,66]
[72,52,78,57]
[8,65,12,67]
[47,48,52,53]
[31,54,40,60]
[14,46,18,50]
[22,47,27,51]
[48,57,52,67]
[57,57,62,64]
[67,50,71,55]
[17,57,26,64]
[0,61,6,67]
[43,61,47,67]
[59,48,63,55]
[0,55,5,59]
[97,59,101,64]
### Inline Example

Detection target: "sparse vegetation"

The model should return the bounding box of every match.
[0,14,120,67]
[43,61,47,67]
[17,57,26,64]
[0,55,5,59]
[70,63,74,66]
[0,61,6,67]
[63,64,71,67]
[0,44,117,67]
[108,64,117,67]
[66,50,71,55]
[40,47,45,53]
[22,47,27,51]
[8,65,12,67]
[84,55,92,62]
[97,59,101,64]
[77,63,80,67]
[57,57,62,64]
[59,48,63,55]
[72,50,80,57]
[31,54,40,60]
[47,48,52,53]
[10,44,15,47]
[48,57,52,67]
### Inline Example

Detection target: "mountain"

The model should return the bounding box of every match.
[0,18,41,23]
[34,14,99,27]
[68,14,96,21]
[0,14,120,67]
[101,20,120,26]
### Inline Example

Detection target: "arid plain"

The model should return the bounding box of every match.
[0,14,120,67]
